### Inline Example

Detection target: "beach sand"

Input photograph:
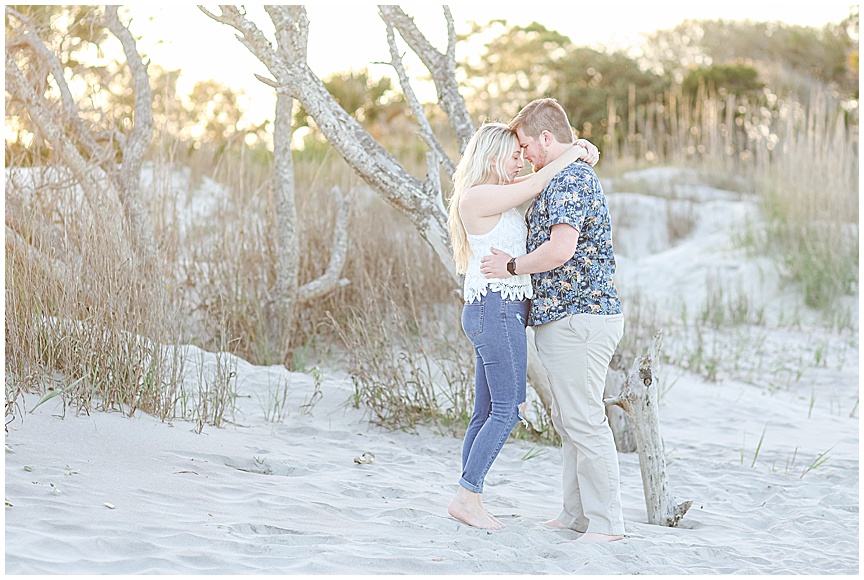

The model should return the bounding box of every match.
[5,348,858,574]
[5,168,859,574]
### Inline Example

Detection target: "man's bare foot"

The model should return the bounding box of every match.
[448,487,502,530]
[573,532,624,543]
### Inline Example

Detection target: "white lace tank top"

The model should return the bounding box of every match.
[463,208,533,304]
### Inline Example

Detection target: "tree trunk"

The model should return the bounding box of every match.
[273,92,300,346]
[603,355,637,453]
[605,331,692,526]
[104,6,158,270]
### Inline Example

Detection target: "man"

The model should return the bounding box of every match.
[480,98,625,543]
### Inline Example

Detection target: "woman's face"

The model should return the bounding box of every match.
[501,143,524,182]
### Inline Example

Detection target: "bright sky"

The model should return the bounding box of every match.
[128,2,856,125]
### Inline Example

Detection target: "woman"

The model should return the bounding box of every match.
[446,122,596,530]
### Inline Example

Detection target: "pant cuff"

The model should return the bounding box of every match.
[459,477,483,494]
[558,510,588,533]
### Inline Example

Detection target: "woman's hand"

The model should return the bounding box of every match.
[575,138,600,166]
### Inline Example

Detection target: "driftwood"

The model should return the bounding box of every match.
[603,354,637,453]
[605,330,692,527]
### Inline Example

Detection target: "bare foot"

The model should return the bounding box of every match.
[476,496,503,527]
[541,518,568,528]
[573,532,624,543]
[448,487,503,530]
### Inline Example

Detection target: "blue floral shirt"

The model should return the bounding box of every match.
[525,160,621,326]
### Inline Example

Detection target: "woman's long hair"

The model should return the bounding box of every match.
[447,123,517,274]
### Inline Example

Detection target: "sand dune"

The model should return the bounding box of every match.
[5,169,858,574]
[5,337,857,574]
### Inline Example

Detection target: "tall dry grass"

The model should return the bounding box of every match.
[752,95,858,310]
[603,86,858,311]
[7,81,857,437]
[5,164,187,424]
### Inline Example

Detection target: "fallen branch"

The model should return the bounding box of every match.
[605,330,692,526]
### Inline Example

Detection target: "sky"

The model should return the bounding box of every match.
[127,2,857,125]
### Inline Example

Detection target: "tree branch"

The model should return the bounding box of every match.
[5,52,109,218]
[5,7,104,162]
[297,186,351,303]
[382,19,456,176]
[5,183,77,268]
[104,6,157,265]
[605,330,692,527]
[104,6,152,176]
[200,6,439,221]
[264,5,308,62]
[378,5,474,151]
[198,5,287,76]
[6,225,71,283]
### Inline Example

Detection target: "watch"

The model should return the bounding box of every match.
[506,258,517,276]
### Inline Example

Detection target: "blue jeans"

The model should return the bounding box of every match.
[458,290,529,493]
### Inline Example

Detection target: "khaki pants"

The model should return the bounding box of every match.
[534,313,625,535]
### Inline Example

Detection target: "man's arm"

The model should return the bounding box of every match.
[480,223,579,278]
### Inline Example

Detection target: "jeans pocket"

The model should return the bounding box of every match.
[566,314,591,342]
[462,303,484,338]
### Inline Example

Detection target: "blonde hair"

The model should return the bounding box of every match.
[508,98,574,144]
[447,123,518,274]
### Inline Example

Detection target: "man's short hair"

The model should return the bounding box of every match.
[508,98,573,143]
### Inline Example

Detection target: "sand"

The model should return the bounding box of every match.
[5,167,859,574]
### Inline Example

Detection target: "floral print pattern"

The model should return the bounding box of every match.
[525,161,622,326]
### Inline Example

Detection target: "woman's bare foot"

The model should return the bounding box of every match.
[476,495,503,526]
[573,532,624,543]
[448,487,503,530]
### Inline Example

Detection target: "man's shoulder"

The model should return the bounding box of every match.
[546,160,599,193]
[562,160,597,179]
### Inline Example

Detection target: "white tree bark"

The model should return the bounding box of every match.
[200,4,457,282]
[4,52,111,220]
[273,91,300,322]
[377,5,475,150]
[273,91,349,323]
[296,185,350,303]
[603,357,638,453]
[6,225,71,283]
[103,6,158,268]
[605,331,692,527]
[381,17,455,176]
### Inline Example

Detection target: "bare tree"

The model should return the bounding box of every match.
[198,4,560,416]
[5,6,157,273]
[272,90,349,345]
[377,5,474,153]
[199,5,458,280]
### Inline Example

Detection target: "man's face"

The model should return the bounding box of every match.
[515,128,547,171]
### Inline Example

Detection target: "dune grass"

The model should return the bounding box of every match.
[5,88,857,436]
